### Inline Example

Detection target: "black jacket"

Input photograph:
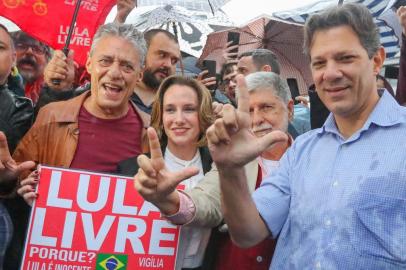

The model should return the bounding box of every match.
[0,84,33,270]
[0,84,33,155]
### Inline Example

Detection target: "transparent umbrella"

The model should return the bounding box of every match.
[136,0,230,14]
[127,4,233,57]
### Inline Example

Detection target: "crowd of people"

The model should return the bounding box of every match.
[1,1,406,270]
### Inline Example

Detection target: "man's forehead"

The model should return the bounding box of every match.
[224,70,237,79]
[249,87,282,101]
[150,33,179,50]
[238,55,253,65]
[0,28,11,45]
[93,37,140,60]
[15,35,42,45]
[309,26,365,57]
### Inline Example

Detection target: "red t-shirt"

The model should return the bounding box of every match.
[214,165,276,270]
[70,104,143,173]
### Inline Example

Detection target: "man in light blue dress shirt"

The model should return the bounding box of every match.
[205,3,406,270]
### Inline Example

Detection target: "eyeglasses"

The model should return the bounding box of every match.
[15,43,47,55]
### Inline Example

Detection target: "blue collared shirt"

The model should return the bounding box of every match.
[253,91,406,270]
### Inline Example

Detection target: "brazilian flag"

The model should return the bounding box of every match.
[95,254,128,270]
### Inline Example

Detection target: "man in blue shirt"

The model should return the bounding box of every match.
[205,3,406,269]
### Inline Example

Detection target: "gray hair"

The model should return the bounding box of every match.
[303,3,380,59]
[245,71,291,104]
[90,23,147,66]
[239,48,280,75]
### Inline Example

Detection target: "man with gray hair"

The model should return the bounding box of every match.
[205,3,406,269]
[132,71,294,269]
[0,22,148,204]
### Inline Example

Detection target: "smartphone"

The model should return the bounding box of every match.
[202,60,217,90]
[227,32,240,55]
[287,78,300,104]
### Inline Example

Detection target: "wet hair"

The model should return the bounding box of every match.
[90,23,146,66]
[239,48,280,74]
[303,3,380,58]
[245,71,291,104]
[143,29,178,48]
[150,75,214,148]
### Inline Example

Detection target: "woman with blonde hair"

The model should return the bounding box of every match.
[117,75,214,270]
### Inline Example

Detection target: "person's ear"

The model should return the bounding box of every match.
[287,99,294,121]
[262,64,272,72]
[85,57,92,74]
[372,46,385,76]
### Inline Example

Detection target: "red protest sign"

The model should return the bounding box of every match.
[21,166,181,269]
[0,0,116,65]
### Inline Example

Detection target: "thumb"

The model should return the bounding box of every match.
[0,131,11,161]
[16,161,36,175]
[256,130,289,153]
[171,166,200,187]
[67,50,75,65]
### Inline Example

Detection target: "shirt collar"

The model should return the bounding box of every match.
[165,147,201,167]
[131,92,152,114]
[317,90,404,136]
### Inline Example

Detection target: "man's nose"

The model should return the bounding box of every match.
[323,61,343,81]
[107,61,123,79]
[24,46,34,55]
[252,110,264,126]
[162,57,172,68]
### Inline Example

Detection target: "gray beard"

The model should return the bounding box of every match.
[19,70,37,84]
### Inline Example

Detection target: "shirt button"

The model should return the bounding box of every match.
[256,256,263,263]
[325,219,332,226]
[333,181,339,187]
[315,262,321,268]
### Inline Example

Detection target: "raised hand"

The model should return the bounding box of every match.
[398,6,406,35]
[114,0,136,24]
[0,132,35,184]
[206,75,288,169]
[222,41,239,64]
[134,127,199,215]
[44,50,75,91]
[197,70,217,89]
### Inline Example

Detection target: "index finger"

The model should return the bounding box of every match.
[0,132,11,161]
[147,127,164,162]
[225,44,239,52]
[235,74,250,113]
[197,70,208,80]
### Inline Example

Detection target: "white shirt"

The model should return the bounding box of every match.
[164,148,211,269]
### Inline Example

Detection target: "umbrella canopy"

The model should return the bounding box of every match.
[127,5,233,57]
[136,0,230,14]
[0,0,116,65]
[273,0,402,60]
[199,15,312,95]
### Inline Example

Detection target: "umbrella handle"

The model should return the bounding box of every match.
[51,47,70,86]
[51,0,81,87]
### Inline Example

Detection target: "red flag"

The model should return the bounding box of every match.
[0,0,116,65]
